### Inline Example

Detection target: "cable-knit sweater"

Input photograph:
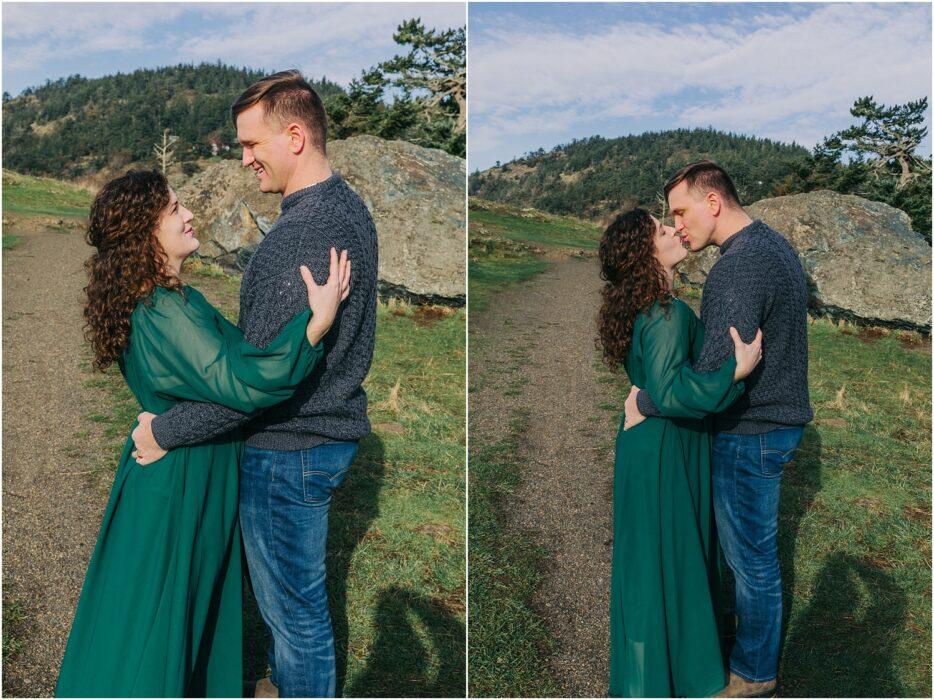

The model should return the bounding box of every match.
[151,172,378,451]
[636,219,813,434]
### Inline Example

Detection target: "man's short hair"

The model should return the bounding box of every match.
[231,70,328,153]
[664,160,741,207]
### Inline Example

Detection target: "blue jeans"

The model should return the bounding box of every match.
[240,441,358,698]
[712,426,803,683]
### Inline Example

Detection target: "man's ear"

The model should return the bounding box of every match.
[706,191,722,217]
[287,122,306,155]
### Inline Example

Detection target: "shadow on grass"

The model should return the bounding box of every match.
[347,586,466,697]
[776,426,907,696]
[330,434,387,695]
[242,434,387,695]
[781,554,906,696]
[779,424,824,650]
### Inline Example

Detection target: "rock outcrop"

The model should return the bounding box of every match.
[330,136,465,304]
[678,190,931,331]
[179,135,466,305]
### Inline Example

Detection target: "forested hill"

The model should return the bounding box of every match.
[468,128,810,220]
[1,63,347,178]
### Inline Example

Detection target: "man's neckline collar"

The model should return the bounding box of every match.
[719,219,761,254]
[280,172,342,213]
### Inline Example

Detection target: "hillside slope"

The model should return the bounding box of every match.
[2,63,344,178]
[469,128,808,221]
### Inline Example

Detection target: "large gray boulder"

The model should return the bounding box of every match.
[330,136,465,304]
[678,190,931,331]
[179,135,465,305]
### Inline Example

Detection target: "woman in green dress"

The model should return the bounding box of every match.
[597,208,762,698]
[56,170,350,698]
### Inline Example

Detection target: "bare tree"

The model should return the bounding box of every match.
[153,129,179,174]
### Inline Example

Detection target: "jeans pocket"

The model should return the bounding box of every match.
[759,427,803,476]
[301,469,336,505]
[300,442,358,505]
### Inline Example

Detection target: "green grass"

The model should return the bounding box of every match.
[468,408,560,697]
[468,239,548,313]
[84,270,466,697]
[2,170,92,218]
[469,198,597,313]
[333,298,465,697]
[773,320,931,697]
[3,234,23,250]
[470,197,602,249]
[2,601,27,662]
[600,318,930,697]
[81,367,140,475]
[186,258,229,278]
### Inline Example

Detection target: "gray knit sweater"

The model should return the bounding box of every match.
[636,220,813,434]
[151,172,378,451]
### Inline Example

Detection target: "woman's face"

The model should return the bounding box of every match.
[651,215,686,271]
[154,187,198,270]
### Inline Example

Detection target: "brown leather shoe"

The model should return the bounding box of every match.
[253,676,279,698]
[715,672,777,698]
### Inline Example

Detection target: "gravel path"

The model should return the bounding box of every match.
[470,256,618,697]
[2,218,118,697]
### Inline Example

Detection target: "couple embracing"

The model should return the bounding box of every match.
[599,162,813,698]
[56,71,377,698]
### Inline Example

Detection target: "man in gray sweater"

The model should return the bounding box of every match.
[625,162,812,698]
[131,71,377,698]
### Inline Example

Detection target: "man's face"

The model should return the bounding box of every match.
[236,103,294,194]
[667,180,717,252]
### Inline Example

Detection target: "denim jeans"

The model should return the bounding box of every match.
[240,441,358,698]
[712,426,803,683]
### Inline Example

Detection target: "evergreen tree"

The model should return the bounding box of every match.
[378,19,466,136]
[322,19,465,157]
[3,44,466,177]
[825,96,930,188]
[785,96,932,241]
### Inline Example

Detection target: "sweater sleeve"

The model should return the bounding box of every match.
[151,401,253,451]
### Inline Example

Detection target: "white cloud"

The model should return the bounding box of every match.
[2,2,464,85]
[2,3,190,70]
[2,2,186,39]
[176,3,464,83]
[470,3,932,159]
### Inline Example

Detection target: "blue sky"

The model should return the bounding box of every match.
[469,2,932,170]
[2,2,465,97]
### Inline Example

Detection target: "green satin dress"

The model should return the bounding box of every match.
[56,286,322,698]
[609,299,744,698]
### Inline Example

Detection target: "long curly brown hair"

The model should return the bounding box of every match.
[84,170,182,370]
[597,208,672,370]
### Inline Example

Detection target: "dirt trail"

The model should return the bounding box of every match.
[2,220,126,696]
[470,256,617,697]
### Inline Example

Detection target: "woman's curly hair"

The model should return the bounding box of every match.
[84,170,182,370]
[597,208,672,370]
